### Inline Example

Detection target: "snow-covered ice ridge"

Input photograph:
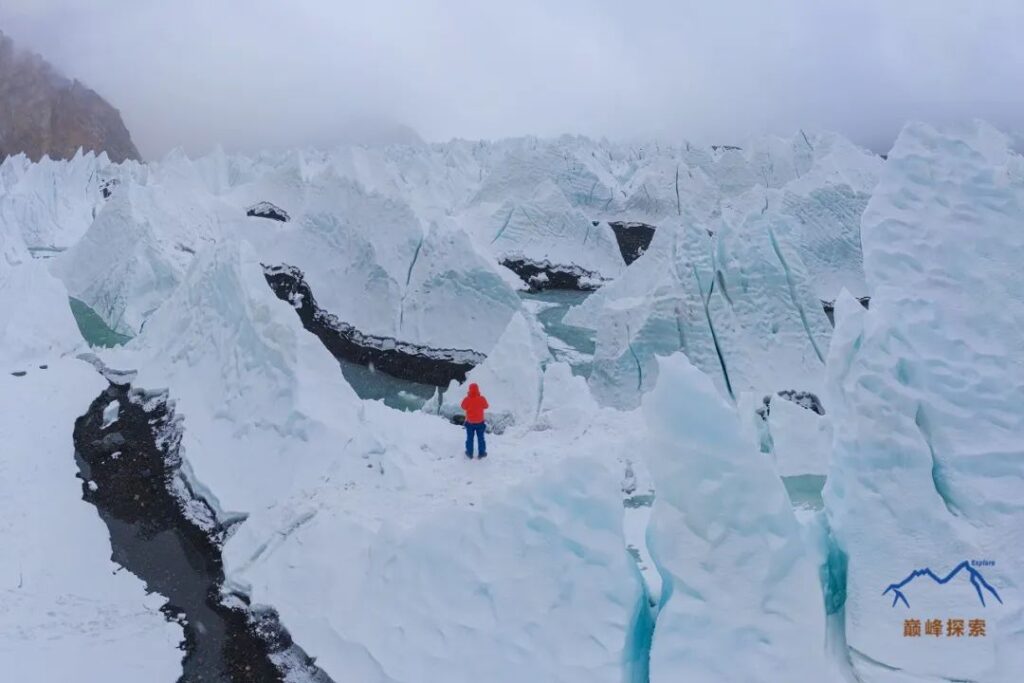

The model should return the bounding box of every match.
[263,262,486,385]
[823,121,1024,682]
[4,123,1022,682]
[262,264,486,364]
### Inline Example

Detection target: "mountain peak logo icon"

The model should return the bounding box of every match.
[883,561,1003,608]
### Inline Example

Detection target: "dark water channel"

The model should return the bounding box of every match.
[74,381,332,683]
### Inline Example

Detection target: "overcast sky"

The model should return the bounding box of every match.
[2,1,1022,158]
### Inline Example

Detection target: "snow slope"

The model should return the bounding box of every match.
[0,220,82,371]
[0,259,83,368]
[0,361,182,682]
[0,255,180,681]
[233,450,643,683]
[824,121,1024,682]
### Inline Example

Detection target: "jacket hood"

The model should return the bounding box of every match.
[468,383,480,396]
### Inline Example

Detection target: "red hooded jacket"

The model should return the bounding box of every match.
[461,383,489,424]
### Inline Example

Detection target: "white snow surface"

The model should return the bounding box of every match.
[0,360,182,682]
[0,254,180,679]
[824,121,1024,682]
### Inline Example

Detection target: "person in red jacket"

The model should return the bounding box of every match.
[461,383,489,459]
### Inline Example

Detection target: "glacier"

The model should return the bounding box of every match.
[0,125,1020,682]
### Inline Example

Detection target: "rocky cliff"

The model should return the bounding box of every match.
[0,31,140,162]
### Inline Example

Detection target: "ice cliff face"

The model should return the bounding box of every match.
[569,213,833,410]
[566,131,879,410]
[0,149,134,250]
[644,354,833,682]
[825,121,1024,682]
[0,31,141,163]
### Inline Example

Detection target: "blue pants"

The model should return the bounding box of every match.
[465,422,486,456]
